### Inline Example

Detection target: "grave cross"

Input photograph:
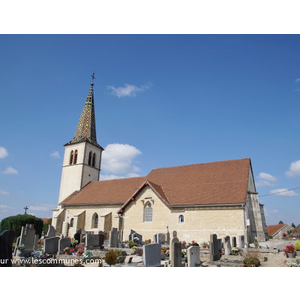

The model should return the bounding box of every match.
[24,206,28,214]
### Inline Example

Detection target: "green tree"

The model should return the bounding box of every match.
[0,214,43,237]
[291,223,296,228]
[279,220,284,224]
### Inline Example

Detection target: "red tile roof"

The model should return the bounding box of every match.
[266,224,287,237]
[60,158,251,208]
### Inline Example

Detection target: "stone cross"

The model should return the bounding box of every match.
[24,206,28,214]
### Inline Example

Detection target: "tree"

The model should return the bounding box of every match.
[104,249,118,267]
[0,214,43,237]
[279,220,284,224]
[291,223,296,228]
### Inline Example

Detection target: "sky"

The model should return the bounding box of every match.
[0,34,300,227]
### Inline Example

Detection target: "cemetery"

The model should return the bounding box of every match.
[1,223,300,267]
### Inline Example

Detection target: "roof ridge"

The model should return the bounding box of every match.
[150,158,251,171]
[99,175,146,183]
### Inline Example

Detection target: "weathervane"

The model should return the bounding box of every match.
[91,72,95,83]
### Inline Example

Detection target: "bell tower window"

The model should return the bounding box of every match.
[88,151,92,166]
[74,150,78,164]
[69,151,74,165]
[92,153,96,167]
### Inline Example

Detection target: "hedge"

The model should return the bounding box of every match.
[0,214,44,238]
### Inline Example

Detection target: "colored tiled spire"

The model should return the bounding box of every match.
[67,75,103,149]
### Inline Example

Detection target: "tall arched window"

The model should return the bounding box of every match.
[69,150,74,165]
[92,213,98,228]
[92,153,96,167]
[74,150,78,164]
[88,151,92,166]
[144,202,153,222]
[70,218,74,227]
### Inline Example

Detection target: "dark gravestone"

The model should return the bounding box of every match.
[74,229,81,244]
[0,230,17,267]
[99,234,105,250]
[209,234,220,261]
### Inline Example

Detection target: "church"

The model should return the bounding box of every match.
[52,79,268,246]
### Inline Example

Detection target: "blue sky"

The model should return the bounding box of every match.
[0,34,299,226]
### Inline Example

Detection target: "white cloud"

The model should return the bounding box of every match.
[285,160,300,178]
[256,180,275,187]
[29,203,54,212]
[0,147,8,159]
[295,78,300,83]
[258,172,277,182]
[101,143,142,176]
[107,83,152,98]
[0,189,10,196]
[256,172,277,187]
[2,166,18,175]
[269,188,298,197]
[50,151,60,158]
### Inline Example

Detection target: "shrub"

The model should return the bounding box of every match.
[105,249,118,266]
[0,214,43,238]
[295,240,300,251]
[243,257,260,267]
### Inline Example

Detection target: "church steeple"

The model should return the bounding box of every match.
[57,74,104,204]
[67,74,103,149]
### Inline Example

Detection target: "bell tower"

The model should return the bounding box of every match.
[57,74,104,204]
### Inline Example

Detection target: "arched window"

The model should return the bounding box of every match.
[92,213,98,228]
[74,150,78,164]
[69,150,74,165]
[92,153,96,167]
[144,202,153,222]
[178,215,184,223]
[88,151,92,166]
[70,218,74,227]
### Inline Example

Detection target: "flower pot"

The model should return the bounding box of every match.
[286,252,296,258]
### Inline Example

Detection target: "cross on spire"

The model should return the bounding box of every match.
[91,72,95,82]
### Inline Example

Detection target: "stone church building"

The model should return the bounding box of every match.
[52,80,268,245]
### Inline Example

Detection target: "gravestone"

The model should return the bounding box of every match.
[170,236,181,267]
[231,236,237,248]
[237,235,245,248]
[217,239,222,255]
[143,243,161,267]
[187,245,200,267]
[166,230,170,245]
[45,225,56,238]
[129,230,142,245]
[154,233,165,244]
[173,231,177,238]
[0,230,17,267]
[224,236,231,255]
[209,234,220,261]
[58,237,71,254]
[109,228,119,247]
[33,234,39,251]
[99,233,105,250]
[74,229,81,244]
[86,234,100,249]
[16,224,36,256]
[44,236,60,254]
